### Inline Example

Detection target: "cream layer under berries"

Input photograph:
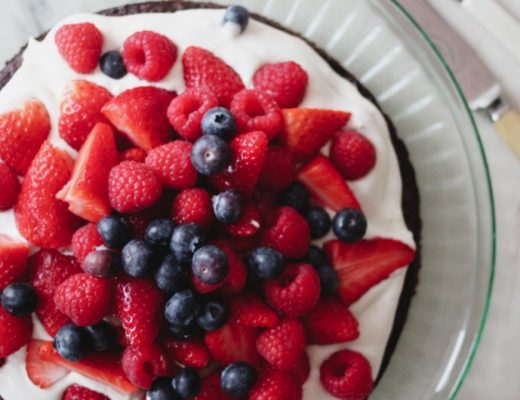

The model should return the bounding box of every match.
[0,6,415,400]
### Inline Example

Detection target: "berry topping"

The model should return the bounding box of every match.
[122,30,178,81]
[145,219,176,247]
[85,321,118,353]
[223,5,250,34]
[249,369,302,400]
[196,299,227,331]
[121,343,170,389]
[54,324,90,361]
[170,223,207,265]
[25,340,70,389]
[0,305,32,357]
[315,264,339,296]
[204,321,259,366]
[0,99,50,175]
[121,239,156,278]
[277,182,309,214]
[305,206,331,239]
[319,350,373,400]
[108,161,162,213]
[201,107,237,140]
[192,245,230,285]
[332,208,367,242]
[162,337,210,368]
[63,384,110,400]
[253,61,308,108]
[246,247,283,280]
[55,23,103,73]
[330,130,377,180]
[0,235,29,292]
[171,188,214,230]
[164,289,201,328]
[258,145,297,192]
[221,362,257,397]
[154,254,188,294]
[183,46,245,107]
[191,135,231,176]
[1,282,37,317]
[0,163,20,211]
[148,377,178,400]
[212,190,242,224]
[99,50,127,79]
[172,367,201,398]
[97,215,132,249]
[228,293,279,329]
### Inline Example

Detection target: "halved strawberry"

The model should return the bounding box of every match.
[0,306,32,357]
[15,142,81,248]
[0,234,30,291]
[102,86,174,151]
[228,293,279,328]
[204,322,260,366]
[57,123,118,222]
[162,337,210,368]
[324,239,416,305]
[298,155,360,212]
[280,108,350,160]
[26,340,70,389]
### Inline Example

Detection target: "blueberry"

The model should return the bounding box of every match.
[191,135,231,175]
[165,289,201,327]
[170,223,206,265]
[196,300,227,331]
[192,245,229,285]
[145,219,176,247]
[85,321,118,353]
[148,377,179,400]
[246,247,283,279]
[54,324,89,361]
[221,362,257,397]
[316,265,339,295]
[305,207,331,239]
[212,190,242,224]
[1,283,37,317]
[332,208,367,242]
[304,245,325,268]
[223,5,250,33]
[167,322,198,339]
[82,250,120,278]
[97,216,132,248]
[172,367,201,398]
[99,51,127,79]
[201,107,237,140]
[278,183,309,214]
[121,239,156,278]
[154,255,188,294]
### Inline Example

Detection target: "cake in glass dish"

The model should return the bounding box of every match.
[0,3,420,399]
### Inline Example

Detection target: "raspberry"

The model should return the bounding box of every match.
[62,384,109,400]
[71,223,104,262]
[258,145,297,192]
[291,352,311,385]
[171,188,214,230]
[54,273,113,327]
[261,206,310,259]
[253,61,308,108]
[167,88,219,141]
[162,337,210,368]
[226,202,262,237]
[0,306,32,357]
[249,369,302,400]
[264,263,320,317]
[108,161,162,213]
[55,23,103,73]
[121,343,170,389]
[145,141,198,190]
[256,319,305,370]
[319,350,374,400]
[195,372,234,400]
[329,130,376,180]
[122,31,178,82]
[0,163,20,210]
[230,89,282,140]
[212,240,247,297]
[228,293,279,328]
[120,148,147,163]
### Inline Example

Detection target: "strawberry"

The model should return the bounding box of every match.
[145,140,198,190]
[0,163,20,210]
[57,123,118,222]
[249,369,302,400]
[54,273,113,327]
[122,30,177,82]
[15,142,81,248]
[264,263,320,318]
[102,86,174,151]
[213,240,247,296]
[319,349,373,400]
[55,23,103,73]
[26,340,70,389]
[27,249,81,335]
[162,337,210,368]
[261,206,310,259]
[228,293,279,328]
[182,46,245,107]
[253,61,308,108]
[58,80,113,150]
[256,319,305,370]
[324,239,416,305]
[171,188,214,230]
[115,277,165,346]
[71,223,105,263]
[298,155,361,212]
[0,306,32,357]
[0,99,50,175]
[120,147,147,163]
[258,145,297,192]
[0,234,29,291]
[226,201,261,237]
[108,161,162,213]
[204,322,259,366]
[38,341,138,394]
[210,130,268,193]
[194,372,234,400]
[62,384,110,400]
[280,108,350,160]
[302,297,359,344]
[121,343,170,389]
[330,130,376,181]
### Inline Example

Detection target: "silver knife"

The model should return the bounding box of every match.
[399,0,520,159]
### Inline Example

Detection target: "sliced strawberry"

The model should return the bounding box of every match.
[0,234,30,291]
[298,154,361,212]
[228,293,279,328]
[26,340,70,389]
[204,322,260,366]
[162,337,210,368]
[57,123,118,222]
[102,86,174,151]
[324,239,416,305]
[280,108,350,160]
[0,306,32,357]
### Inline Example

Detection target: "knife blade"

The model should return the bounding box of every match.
[398,0,520,158]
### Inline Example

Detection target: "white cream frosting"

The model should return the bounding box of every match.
[0,9,415,400]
